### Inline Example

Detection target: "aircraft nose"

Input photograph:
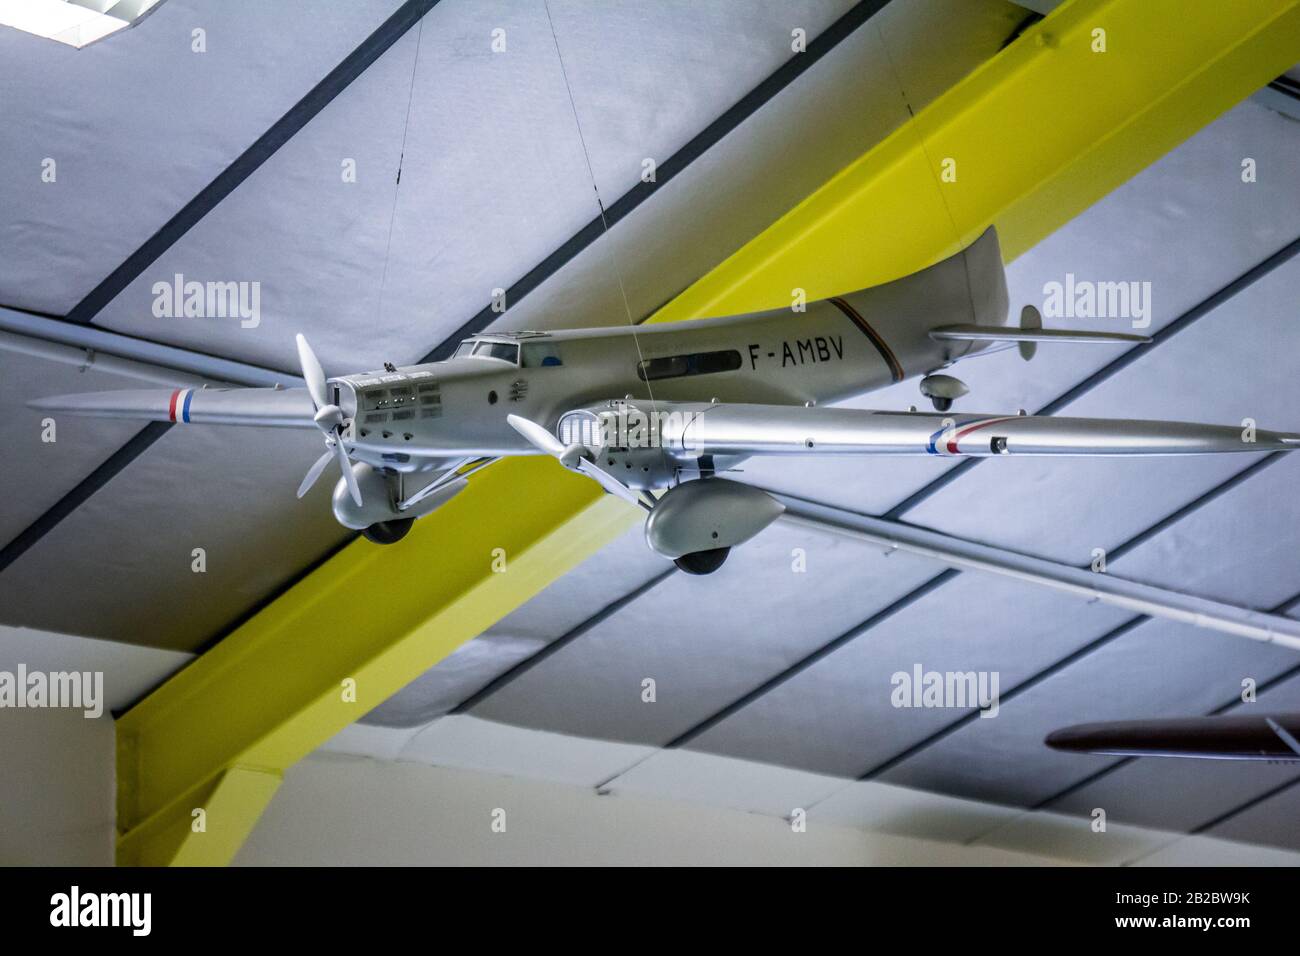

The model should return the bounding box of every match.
[329,379,358,419]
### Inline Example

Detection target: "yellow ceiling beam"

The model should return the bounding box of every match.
[115,459,638,865]
[650,0,1300,321]
[116,0,1300,865]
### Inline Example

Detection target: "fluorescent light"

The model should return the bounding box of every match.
[0,0,163,49]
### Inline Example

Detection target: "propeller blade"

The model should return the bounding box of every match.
[506,414,644,508]
[506,414,566,458]
[334,439,362,506]
[295,333,328,410]
[297,449,334,499]
[576,458,648,509]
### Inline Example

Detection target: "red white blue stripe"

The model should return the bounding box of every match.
[167,388,195,423]
[926,416,1020,455]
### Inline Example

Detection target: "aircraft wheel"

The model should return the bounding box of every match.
[931,396,953,412]
[363,518,414,545]
[673,547,730,575]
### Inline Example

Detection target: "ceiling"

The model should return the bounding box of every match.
[3,0,1299,860]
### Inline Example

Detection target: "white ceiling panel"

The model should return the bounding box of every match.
[0,350,145,546]
[604,747,846,818]
[683,571,1133,776]
[362,522,669,727]
[1104,450,1300,606]
[0,0,405,314]
[85,0,872,374]
[398,713,655,788]
[1204,773,1300,852]
[0,421,349,650]
[470,519,941,744]
[878,612,1300,807]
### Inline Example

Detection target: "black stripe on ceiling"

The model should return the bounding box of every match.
[65,0,442,326]
[448,567,676,717]
[418,0,894,363]
[882,232,1300,521]
[663,569,958,750]
[860,614,1148,781]
[1268,74,1300,102]
[0,3,437,577]
[0,422,172,573]
[589,566,961,793]
[1190,773,1300,836]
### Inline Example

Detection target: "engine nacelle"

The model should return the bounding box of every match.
[332,463,467,530]
[644,478,784,559]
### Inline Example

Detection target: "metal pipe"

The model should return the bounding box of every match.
[778,503,1300,651]
[0,329,214,388]
[0,305,300,388]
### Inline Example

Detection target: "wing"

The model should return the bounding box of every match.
[657,403,1300,458]
[929,325,1151,345]
[1046,714,1300,761]
[29,385,315,428]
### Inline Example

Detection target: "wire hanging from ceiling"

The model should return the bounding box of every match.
[542,0,667,469]
[376,18,425,332]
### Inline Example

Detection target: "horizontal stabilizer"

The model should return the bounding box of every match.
[29,386,315,428]
[930,324,1151,345]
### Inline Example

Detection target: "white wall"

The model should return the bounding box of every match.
[236,752,1068,866]
[0,625,190,866]
[0,706,115,865]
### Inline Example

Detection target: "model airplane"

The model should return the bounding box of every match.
[32,228,1300,574]
[1047,713,1300,762]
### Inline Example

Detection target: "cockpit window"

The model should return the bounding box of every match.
[452,341,475,358]
[472,342,520,364]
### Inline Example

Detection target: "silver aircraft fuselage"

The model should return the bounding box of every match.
[334,289,987,472]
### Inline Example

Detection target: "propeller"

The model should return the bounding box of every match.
[506,414,646,509]
[295,333,362,506]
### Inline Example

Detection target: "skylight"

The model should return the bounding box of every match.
[0,0,164,49]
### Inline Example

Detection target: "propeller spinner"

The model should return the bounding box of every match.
[295,333,362,507]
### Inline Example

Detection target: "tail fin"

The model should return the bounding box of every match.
[956,225,1010,329]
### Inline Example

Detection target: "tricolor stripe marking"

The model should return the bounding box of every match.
[168,388,194,423]
[828,296,904,382]
[926,416,1019,456]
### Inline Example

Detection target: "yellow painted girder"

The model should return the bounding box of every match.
[651,0,1300,321]
[116,0,1300,865]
